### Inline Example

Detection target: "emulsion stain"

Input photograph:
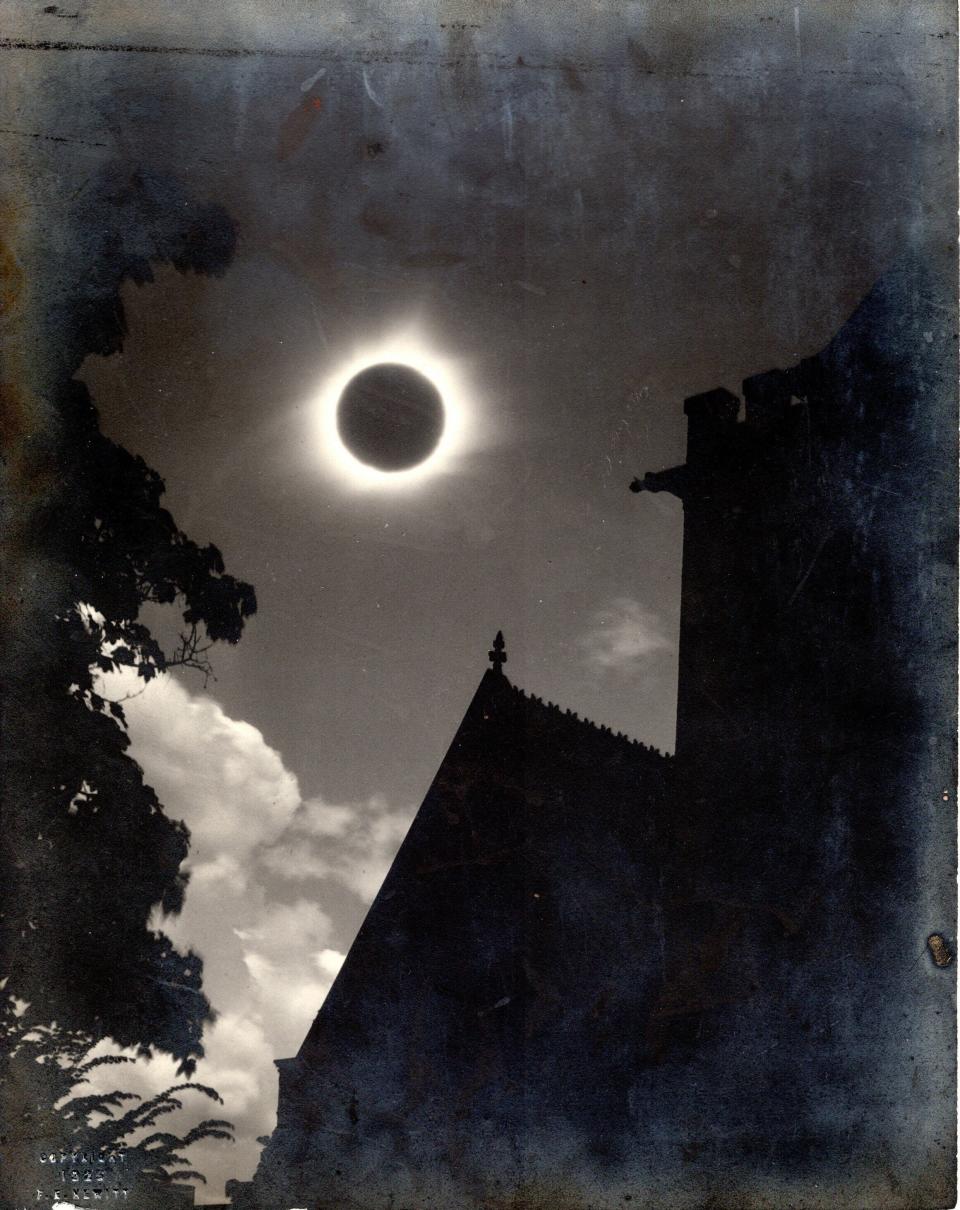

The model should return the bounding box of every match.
[561,60,586,92]
[927,933,952,967]
[277,90,323,162]
[0,234,24,317]
[360,202,400,240]
[626,36,656,74]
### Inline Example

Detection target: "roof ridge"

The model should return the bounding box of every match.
[505,681,672,761]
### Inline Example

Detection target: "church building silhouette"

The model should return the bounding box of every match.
[237,254,955,1210]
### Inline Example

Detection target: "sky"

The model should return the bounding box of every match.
[3,0,953,1200]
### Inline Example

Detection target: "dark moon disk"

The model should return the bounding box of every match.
[336,363,445,471]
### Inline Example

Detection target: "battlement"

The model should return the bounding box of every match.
[633,363,822,496]
[683,361,820,444]
[683,386,741,426]
[742,366,802,426]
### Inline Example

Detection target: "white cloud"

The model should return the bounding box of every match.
[107,667,300,879]
[315,948,345,979]
[232,899,342,1052]
[578,596,672,672]
[261,793,414,902]
[90,669,407,1202]
[234,897,334,956]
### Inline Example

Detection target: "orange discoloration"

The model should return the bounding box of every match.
[0,380,27,449]
[0,235,25,318]
[277,91,323,161]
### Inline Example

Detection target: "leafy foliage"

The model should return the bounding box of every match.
[1,167,255,1068]
[1,1006,234,1206]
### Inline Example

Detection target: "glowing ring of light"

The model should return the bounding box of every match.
[310,332,472,491]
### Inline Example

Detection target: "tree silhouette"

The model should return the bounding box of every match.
[1,167,256,1070]
[1,1004,235,1206]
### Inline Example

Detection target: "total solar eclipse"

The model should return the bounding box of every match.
[336,363,445,472]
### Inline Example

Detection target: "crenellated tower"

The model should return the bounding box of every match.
[242,255,956,1210]
[630,255,956,988]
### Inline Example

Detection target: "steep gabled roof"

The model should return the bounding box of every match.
[293,650,669,1066]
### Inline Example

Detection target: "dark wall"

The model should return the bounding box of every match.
[253,670,671,1208]
[250,254,956,1210]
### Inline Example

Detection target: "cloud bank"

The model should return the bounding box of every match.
[578,596,672,672]
[89,669,415,1202]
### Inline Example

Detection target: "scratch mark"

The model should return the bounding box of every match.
[786,531,831,607]
[300,65,326,92]
[362,68,383,108]
[860,480,905,498]
[0,36,323,58]
[794,5,802,67]
[0,126,106,148]
[0,40,937,90]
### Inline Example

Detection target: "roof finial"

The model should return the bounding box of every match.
[488,630,507,675]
